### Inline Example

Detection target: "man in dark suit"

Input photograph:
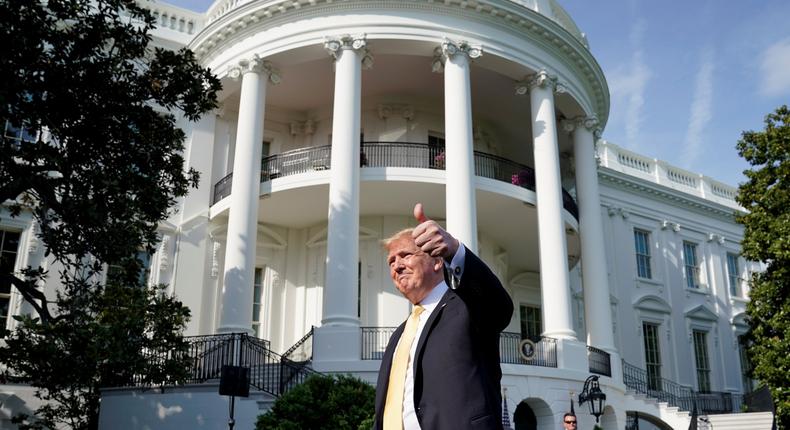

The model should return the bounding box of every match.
[374,203,514,430]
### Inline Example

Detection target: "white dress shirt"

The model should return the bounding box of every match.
[401,245,466,429]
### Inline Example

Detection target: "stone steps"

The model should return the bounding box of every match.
[706,412,774,430]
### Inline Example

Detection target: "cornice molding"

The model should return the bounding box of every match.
[598,168,742,221]
[187,0,608,123]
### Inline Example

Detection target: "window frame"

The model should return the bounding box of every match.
[252,266,266,338]
[642,322,663,392]
[519,304,542,341]
[634,228,653,279]
[726,252,742,297]
[683,241,701,289]
[0,229,23,329]
[692,330,712,393]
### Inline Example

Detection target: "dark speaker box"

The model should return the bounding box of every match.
[219,365,250,397]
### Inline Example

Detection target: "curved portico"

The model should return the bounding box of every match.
[197,0,615,381]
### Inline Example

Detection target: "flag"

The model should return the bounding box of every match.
[502,388,512,430]
[688,401,698,430]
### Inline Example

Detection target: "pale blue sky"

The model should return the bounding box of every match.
[169,0,790,187]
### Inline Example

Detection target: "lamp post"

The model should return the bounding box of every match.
[578,375,607,423]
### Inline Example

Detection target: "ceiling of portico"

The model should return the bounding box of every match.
[217,41,580,159]
[235,178,579,274]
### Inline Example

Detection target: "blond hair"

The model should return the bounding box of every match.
[381,228,414,250]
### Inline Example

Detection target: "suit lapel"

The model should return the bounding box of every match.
[413,289,454,369]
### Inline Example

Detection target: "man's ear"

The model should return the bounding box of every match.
[433,258,444,272]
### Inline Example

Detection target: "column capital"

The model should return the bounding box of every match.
[431,39,482,73]
[324,34,374,69]
[560,115,601,136]
[228,55,281,84]
[515,69,567,95]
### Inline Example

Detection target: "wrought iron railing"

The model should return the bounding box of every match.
[282,326,314,363]
[362,328,559,368]
[499,332,558,368]
[622,359,739,414]
[361,327,396,360]
[114,333,318,398]
[213,172,233,203]
[212,142,580,218]
[587,345,611,377]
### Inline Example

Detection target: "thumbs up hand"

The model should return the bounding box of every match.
[412,203,460,261]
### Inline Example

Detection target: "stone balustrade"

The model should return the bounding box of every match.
[597,141,741,210]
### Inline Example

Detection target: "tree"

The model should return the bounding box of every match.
[0,0,220,322]
[256,374,376,430]
[0,283,191,430]
[0,0,220,428]
[736,105,790,428]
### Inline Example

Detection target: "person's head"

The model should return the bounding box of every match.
[563,413,577,429]
[383,229,444,304]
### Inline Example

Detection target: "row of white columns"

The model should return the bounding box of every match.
[215,38,616,359]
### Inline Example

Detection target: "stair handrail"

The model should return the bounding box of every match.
[622,359,738,414]
[281,326,315,363]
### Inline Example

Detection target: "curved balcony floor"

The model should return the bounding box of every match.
[209,143,580,273]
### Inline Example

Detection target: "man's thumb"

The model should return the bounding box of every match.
[414,203,429,224]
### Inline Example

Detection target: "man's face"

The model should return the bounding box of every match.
[563,415,577,429]
[386,235,443,304]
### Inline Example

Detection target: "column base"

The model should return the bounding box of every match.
[556,338,588,373]
[607,350,623,383]
[313,325,362,363]
[215,325,254,335]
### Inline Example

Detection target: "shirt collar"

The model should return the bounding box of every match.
[417,280,448,313]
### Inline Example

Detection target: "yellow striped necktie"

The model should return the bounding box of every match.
[383,305,425,430]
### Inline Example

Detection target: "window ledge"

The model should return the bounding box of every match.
[686,286,710,296]
[635,277,664,287]
[730,296,749,305]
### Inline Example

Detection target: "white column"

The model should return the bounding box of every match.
[314,36,371,365]
[439,40,481,252]
[567,117,617,353]
[523,70,576,340]
[218,56,277,334]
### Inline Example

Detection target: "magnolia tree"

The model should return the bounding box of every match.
[0,0,220,428]
[736,105,790,427]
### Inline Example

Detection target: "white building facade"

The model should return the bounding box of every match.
[1,1,770,429]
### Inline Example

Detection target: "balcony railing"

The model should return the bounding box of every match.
[622,360,741,414]
[212,142,579,218]
[499,332,558,368]
[114,333,319,398]
[587,345,611,377]
[361,327,396,360]
[363,328,559,368]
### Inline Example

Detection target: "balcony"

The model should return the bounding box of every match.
[212,142,579,220]
[361,328,560,368]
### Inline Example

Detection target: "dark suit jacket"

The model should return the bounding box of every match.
[374,247,514,429]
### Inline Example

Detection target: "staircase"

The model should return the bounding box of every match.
[706,412,774,430]
[622,360,775,429]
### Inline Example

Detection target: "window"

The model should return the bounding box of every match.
[642,322,662,391]
[519,305,542,340]
[0,230,22,327]
[634,229,652,279]
[693,330,711,392]
[683,241,701,289]
[738,335,754,393]
[727,253,741,297]
[252,267,265,338]
[3,120,37,143]
[106,251,152,287]
[428,135,445,169]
